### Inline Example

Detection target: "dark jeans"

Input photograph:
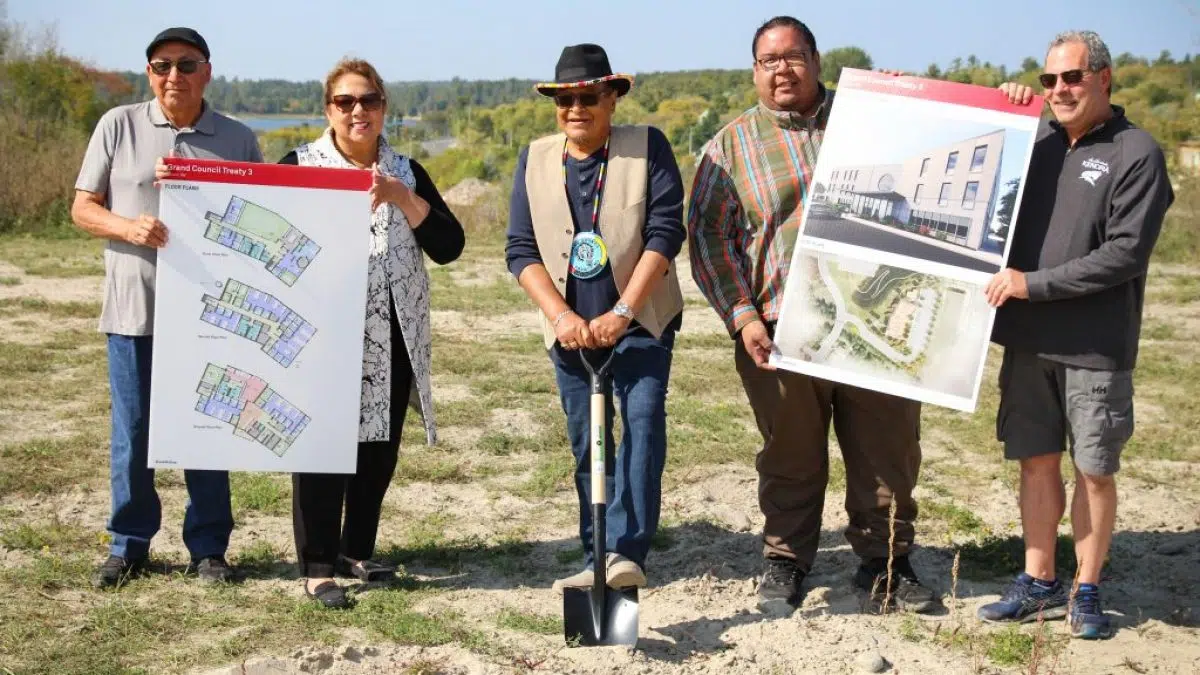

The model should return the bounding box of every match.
[551,329,675,569]
[106,334,233,562]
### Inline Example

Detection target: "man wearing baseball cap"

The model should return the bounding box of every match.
[71,27,262,588]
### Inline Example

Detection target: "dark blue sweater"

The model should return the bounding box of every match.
[505,126,685,329]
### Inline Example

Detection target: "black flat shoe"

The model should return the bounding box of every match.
[303,580,349,609]
[336,555,396,582]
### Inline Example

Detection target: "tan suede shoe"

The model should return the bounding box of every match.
[551,568,595,595]
[605,553,647,589]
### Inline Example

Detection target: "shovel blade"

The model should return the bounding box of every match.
[563,586,639,646]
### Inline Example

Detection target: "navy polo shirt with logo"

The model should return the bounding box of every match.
[992,105,1174,371]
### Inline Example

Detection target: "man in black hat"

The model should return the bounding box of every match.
[71,27,261,589]
[505,44,686,593]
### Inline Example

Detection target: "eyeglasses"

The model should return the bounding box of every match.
[553,92,605,109]
[328,93,386,113]
[756,51,810,71]
[148,58,207,75]
[1038,69,1089,89]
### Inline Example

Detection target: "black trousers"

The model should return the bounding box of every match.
[292,309,414,578]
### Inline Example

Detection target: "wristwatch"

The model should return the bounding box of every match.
[612,301,634,319]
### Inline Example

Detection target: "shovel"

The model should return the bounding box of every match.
[563,347,639,647]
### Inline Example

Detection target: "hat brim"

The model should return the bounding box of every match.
[536,73,634,97]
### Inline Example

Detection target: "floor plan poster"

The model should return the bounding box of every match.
[149,159,371,472]
[771,70,1044,412]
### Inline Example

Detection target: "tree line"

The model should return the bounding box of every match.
[1,3,1196,254]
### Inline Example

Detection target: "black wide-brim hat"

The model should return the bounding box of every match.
[535,43,634,97]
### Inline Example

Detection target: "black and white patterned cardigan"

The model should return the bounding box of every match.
[295,130,436,445]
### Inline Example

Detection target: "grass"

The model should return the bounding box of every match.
[957,533,1077,581]
[1,229,1197,673]
[919,499,988,538]
[0,235,105,277]
[496,607,562,635]
[0,275,20,285]
[230,473,291,517]
[0,431,108,496]
[0,296,101,318]
[0,518,99,552]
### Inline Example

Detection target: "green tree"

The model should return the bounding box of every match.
[821,46,873,85]
[994,178,1020,240]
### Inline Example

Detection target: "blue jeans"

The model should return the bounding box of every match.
[551,329,675,569]
[107,335,233,562]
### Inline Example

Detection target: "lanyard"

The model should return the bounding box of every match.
[562,136,611,233]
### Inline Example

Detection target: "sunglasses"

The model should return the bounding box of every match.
[553,92,606,109]
[148,58,207,75]
[1038,69,1088,89]
[329,93,386,113]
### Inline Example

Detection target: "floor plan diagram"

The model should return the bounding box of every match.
[203,196,320,286]
[200,279,316,367]
[194,363,311,456]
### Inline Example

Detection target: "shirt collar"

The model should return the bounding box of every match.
[757,84,833,132]
[148,99,216,135]
[1048,104,1124,144]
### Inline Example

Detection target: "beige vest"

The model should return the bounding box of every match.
[526,125,684,349]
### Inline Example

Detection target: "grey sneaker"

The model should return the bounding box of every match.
[977,573,1068,623]
[192,556,235,584]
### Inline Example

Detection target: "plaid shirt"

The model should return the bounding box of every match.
[687,87,833,336]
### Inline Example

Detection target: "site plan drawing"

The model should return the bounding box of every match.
[150,159,372,473]
[195,363,311,456]
[204,195,321,286]
[770,70,1044,412]
[200,279,316,367]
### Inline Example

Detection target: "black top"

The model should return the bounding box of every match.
[991,106,1174,370]
[278,150,465,265]
[504,126,685,330]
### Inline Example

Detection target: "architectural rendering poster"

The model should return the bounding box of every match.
[771,69,1044,412]
[149,159,371,473]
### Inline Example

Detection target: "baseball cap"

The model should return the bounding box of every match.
[145,27,210,61]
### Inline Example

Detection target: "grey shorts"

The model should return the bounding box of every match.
[996,350,1134,476]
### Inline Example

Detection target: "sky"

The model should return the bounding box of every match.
[7,0,1196,82]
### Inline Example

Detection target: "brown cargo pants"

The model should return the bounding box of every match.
[735,335,923,573]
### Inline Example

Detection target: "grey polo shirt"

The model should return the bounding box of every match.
[75,100,263,335]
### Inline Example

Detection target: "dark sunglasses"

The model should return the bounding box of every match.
[329,93,386,113]
[553,92,605,109]
[1038,69,1088,89]
[148,58,207,75]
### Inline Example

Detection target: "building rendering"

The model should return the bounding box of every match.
[816,129,1006,250]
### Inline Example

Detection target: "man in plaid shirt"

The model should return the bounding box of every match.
[687,15,935,614]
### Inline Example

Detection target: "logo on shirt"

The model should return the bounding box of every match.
[1080,158,1110,186]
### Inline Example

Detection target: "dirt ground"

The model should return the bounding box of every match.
[1,251,1197,675]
